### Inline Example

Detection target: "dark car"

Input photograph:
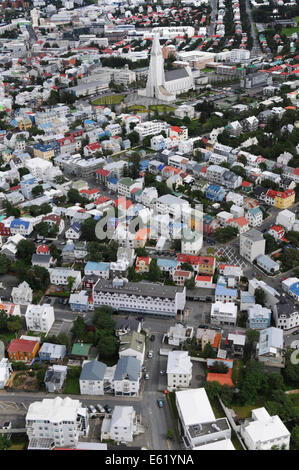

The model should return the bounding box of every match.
[292,330,299,335]
[157,399,164,408]
[150,335,155,341]
[104,405,112,414]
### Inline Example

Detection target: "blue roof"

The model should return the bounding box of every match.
[157,259,178,269]
[70,222,81,233]
[10,218,30,229]
[248,207,262,215]
[289,282,299,296]
[157,164,165,171]
[256,254,279,270]
[84,261,110,273]
[107,177,118,185]
[215,284,237,297]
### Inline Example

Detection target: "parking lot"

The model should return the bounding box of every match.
[48,319,73,337]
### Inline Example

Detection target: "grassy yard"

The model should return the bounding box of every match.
[63,377,80,394]
[281,26,299,37]
[8,434,28,450]
[210,397,226,419]
[91,94,125,105]
[149,104,175,113]
[232,397,266,420]
[128,105,147,112]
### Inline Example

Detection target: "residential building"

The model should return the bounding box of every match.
[205,185,226,202]
[241,407,290,450]
[210,301,238,327]
[246,207,263,227]
[276,209,296,231]
[240,229,266,263]
[92,278,186,317]
[26,397,89,448]
[273,295,299,330]
[166,323,194,346]
[257,327,284,368]
[215,285,238,303]
[44,365,67,393]
[248,305,271,330]
[0,358,12,389]
[256,254,280,274]
[69,291,90,312]
[49,268,81,289]
[176,388,232,449]
[25,304,55,335]
[167,351,192,391]
[118,331,145,364]
[114,316,141,338]
[39,343,66,362]
[7,338,40,362]
[101,406,139,445]
[113,356,141,397]
[79,360,107,396]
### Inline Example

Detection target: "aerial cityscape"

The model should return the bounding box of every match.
[0,0,298,454]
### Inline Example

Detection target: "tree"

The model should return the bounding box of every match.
[127,130,139,146]
[0,309,7,331]
[17,239,35,262]
[254,288,265,306]
[24,266,50,292]
[202,343,217,359]
[167,429,174,439]
[57,333,71,349]
[67,276,75,292]
[238,361,265,405]
[0,254,10,275]
[291,425,299,450]
[6,315,22,332]
[0,435,11,450]
[32,185,43,197]
[93,307,115,334]
[147,258,161,282]
[97,333,118,359]
[80,218,97,242]
[71,316,86,341]
[67,188,84,205]
[204,381,222,400]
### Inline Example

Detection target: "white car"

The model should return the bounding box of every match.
[145,373,150,380]
[148,351,153,358]
[2,422,11,430]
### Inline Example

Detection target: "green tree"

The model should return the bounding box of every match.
[67,276,75,292]
[0,435,12,450]
[80,218,97,242]
[147,258,161,282]
[97,333,118,359]
[6,315,22,332]
[202,343,217,359]
[0,254,11,274]
[204,381,222,400]
[0,309,7,331]
[167,429,174,439]
[32,185,43,197]
[254,288,265,306]
[71,316,86,341]
[17,239,36,262]
[67,188,84,205]
[93,307,115,334]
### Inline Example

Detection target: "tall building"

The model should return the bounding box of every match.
[240,229,265,263]
[138,34,194,102]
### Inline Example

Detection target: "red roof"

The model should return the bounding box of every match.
[95,168,110,177]
[7,338,39,354]
[95,196,111,205]
[171,126,183,133]
[241,180,252,187]
[37,245,49,254]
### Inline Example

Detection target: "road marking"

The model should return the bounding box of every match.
[167,440,172,450]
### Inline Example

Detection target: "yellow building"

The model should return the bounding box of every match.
[18,117,32,130]
[274,189,295,209]
[33,144,55,161]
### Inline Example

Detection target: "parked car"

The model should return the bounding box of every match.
[292,330,299,335]
[96,404,105,413]
[157,399,164,408]
[104,405,112,414]
[150,335,155,341]
[145,373,150,380]
[2,422,11,430]
[88,405,97,415]
[148,351,153,358]
[160,370,166,375]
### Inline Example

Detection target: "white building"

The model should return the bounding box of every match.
[101,406,139,445]
[79,360,106,396]
[210,301,238,326]
[48,267,81,289]
[113,356,141,397]
[167,351,192,391]
[11,281,33,305]
[118,331,145,364]
[276,209,296,231]
[24,157,53,180]
[240,229,266,263]
[241,407,290,450]
[0,358,12,389]
[93,278,186,317]
[134,120,168,139]
[25,304,55,335]
[176,388,232,449]
[166,323,194,346]
[26,397,89,448]
[257,327,285,368]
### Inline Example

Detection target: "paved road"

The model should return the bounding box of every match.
[245,0,262,57]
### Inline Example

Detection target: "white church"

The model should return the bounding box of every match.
[138,34,194,102]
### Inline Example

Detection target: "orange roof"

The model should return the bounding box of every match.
[207,368,234,387]
[135,227,150,240]
[212,333,222,349]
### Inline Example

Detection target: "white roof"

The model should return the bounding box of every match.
[26,397,82,423]
[167,351,192,375]
[175,388,215,427]
[245,407,290,444]
[111,406,134,428]
[194,439,235,450]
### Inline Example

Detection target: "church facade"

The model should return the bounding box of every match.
[138,34,194,102]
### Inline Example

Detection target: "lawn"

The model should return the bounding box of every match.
[91,94,125,105]
[281,26,299,37]
[232,397,266,420]
[8,434,28,450]
[210,397,226,418]
[149,104,175,113]
[128,105,147,112]
[63,377,80,394]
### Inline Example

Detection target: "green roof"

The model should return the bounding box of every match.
[119,331,145,354]
[71,343,92,356]
[118,177,135,186]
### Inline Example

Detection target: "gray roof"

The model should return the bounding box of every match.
[114,356,141,382]
[32,254,51,264]
[241,228,264,242]
[93,279,184,299]
[275,296,297,319]
[115,316,139,332]
[80,359,106,381]
[165,68,189,82]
